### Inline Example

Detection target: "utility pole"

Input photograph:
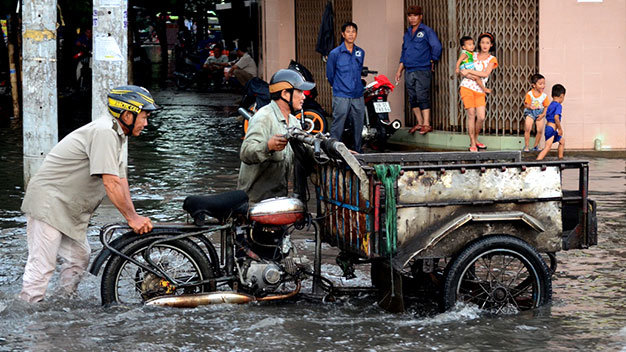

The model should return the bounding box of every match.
[92,0,128,120]
[22,0,58,186]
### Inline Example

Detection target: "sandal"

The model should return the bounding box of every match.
[468,146,478,152]
[409,125,423,134]
[419,125,433,135]
[476,142,487,149]
[523,147,530,152]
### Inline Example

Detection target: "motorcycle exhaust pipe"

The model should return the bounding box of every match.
[146,291,256,308]
[145,282,301,308]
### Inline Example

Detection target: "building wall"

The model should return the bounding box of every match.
[261,0,626,150]
[352,0,406,125]
[260,0,295,80]
[539,0,626,150]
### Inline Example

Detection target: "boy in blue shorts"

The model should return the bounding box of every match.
[536,84,566,160]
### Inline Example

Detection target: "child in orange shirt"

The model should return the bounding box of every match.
[523,73,549,152]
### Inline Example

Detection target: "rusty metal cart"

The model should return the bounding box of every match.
[313,150,597,313]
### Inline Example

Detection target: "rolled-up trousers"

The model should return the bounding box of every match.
[19,216,90,303]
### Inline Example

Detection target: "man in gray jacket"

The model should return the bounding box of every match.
[238,69,314,203]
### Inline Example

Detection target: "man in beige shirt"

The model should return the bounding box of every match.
[225,47,257,87]
[19,85,159,303]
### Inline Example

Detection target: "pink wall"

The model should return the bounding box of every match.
[260,0,295,80]
[352,0,406,125]
[539,0,626,150]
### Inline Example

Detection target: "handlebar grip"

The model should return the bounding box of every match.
[238,107,253,121]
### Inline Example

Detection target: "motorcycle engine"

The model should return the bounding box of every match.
[243,262,284,291]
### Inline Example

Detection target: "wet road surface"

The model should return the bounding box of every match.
[0,89,624,351]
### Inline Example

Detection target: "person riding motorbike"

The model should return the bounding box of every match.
[237,69,314,203]
[18,85,159,303]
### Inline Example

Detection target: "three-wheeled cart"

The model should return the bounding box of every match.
[313,150,597,312]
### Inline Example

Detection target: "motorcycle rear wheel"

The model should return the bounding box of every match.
[100,234,214,305]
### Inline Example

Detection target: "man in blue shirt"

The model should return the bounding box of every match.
[326,22,365,152]
[394,6,442,135]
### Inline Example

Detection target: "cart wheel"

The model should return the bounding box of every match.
[296,109,327,134]
[441,235,552,313]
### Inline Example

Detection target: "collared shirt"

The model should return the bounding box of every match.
[400,23,442,72]
[326,42,365,99]
[237,101,301,203]
[21,115,128,242]
[235,53,257,77]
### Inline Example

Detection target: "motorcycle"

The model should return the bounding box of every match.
[90,127,351,307]
[342,67,402,151]
[240,60,328,135]
[173,52,213,90]
[73,49,91,94]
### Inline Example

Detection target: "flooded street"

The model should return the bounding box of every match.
[0,89,625,351]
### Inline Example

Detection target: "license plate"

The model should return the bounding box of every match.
[373,101,391,113]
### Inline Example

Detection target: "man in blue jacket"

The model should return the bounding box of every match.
[326,22,365,152]
[394,5,442,135]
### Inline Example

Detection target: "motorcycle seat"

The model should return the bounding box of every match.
[183,190,249,225]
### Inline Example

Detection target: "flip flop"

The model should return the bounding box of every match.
[476,142,487,149]
[468,146,478,152]
[409,125,423,134]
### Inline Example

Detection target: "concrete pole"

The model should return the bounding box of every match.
[92,0,128,120]
[22,0,58,187]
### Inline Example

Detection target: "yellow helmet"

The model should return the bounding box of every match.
[107,85,160,119]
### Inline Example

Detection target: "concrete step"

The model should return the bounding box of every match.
[389,127,535,151]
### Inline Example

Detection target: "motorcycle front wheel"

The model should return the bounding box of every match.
[100,234,215,305]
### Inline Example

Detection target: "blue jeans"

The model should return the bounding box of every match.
[524,108,544,121]
[330,96,365,153]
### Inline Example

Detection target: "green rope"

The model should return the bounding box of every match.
[375,164,402,256]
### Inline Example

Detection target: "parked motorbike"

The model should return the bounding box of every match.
[342,67,402,151]
[73,49,91,94]
[90,128,350,307]
[240,60,328,135]
[173,52,213,90]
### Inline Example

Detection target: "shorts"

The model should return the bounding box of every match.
[524,108,544,121]
[460,86,486,109]
[405,70,432,110]
[544,125,562,143]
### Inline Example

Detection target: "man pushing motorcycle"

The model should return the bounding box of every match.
[237,69,315,203]
[18,85,159,303]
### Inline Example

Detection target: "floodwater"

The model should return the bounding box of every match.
[0,89,624,351]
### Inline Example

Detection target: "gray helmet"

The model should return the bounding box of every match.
[269,69,315,94]
[107,85,160,119]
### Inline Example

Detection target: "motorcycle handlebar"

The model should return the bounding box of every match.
[361,67,378,77]
[238,107,253,121]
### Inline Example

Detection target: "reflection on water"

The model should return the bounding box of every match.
[0,89,624,351]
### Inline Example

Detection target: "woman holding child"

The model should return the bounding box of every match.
[458,32,498,152]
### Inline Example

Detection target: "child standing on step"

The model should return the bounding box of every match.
[536,84,566,160]
[523,73,549,152]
